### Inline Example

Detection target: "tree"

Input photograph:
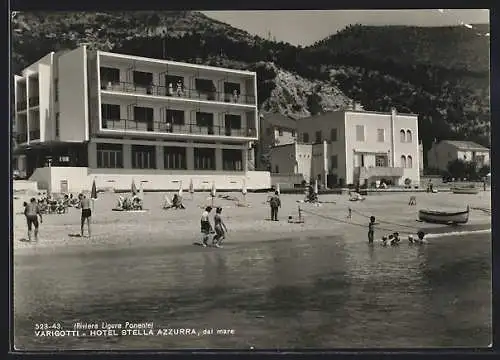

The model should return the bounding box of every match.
[447,159,478,180]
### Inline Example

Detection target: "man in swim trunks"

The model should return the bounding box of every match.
[200,206,213,247]
[79,193,92,238]
[24,197,43,241]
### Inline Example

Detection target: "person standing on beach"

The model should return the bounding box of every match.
[200,206,213,247]
[212,207,228,248]
[79,194,92,238]
[269,191,281,221]
[24,197,43,242]
[368,216,378,244]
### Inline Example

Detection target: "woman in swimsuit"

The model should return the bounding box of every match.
[212,207,228,248]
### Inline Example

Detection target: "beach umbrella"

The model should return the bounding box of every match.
[242,178,247,203]
[178,181,183,197]
[210,181,216,207]
[90,178,97,211]
[276,183,280,195]
[189,178,194,194]
[314,179,319,195]
[91,179,98,200]
[139,182,144,200]
[131,179,137,195]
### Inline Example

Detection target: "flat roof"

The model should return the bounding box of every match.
[98,50,256,76]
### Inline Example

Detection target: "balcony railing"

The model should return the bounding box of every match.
[102,118,257,138]
[100,81,256,105]
[29,96,40,107]
[17,133,27,143]
[29,129,41,140]
[16,100,27,111]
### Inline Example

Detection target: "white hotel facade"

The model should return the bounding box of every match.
[13,46,270,193]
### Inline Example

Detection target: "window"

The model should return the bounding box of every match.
[291,130,296,137]
[266,127,272,136]
[101,104,120,119]
[400,129,406,142]
[303,132,309,143]
[223,82,240,94]
[132,145,156,169]
[315,131,322,143]
[407,155,413,168]
[225,114,241,129]
[278,128,283,136]
[275,165,279,173]
[165,75,183,87]
[356,125,365,141]
[377,129,385,142]
[375,155,387,167]
[222,149,243,171]
[55,112,60,137]
[195,78,215,93]
[164,146,186,170]
[134,107,154,131]
[406,130,412,143]
[166,109,184,125]
[133,71,153,86]
[330,155,338,169]
[100,67,120,84]
[401,155,407,168]
[330,128,337,142]
[194,148,216,170]
[97,143,123,168]
[54,79,59,101]
[196,112,214,128]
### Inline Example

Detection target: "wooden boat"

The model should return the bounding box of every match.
[451,187,479,194]
[418,206,469,224]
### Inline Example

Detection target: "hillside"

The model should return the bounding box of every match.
[12,12,490,164]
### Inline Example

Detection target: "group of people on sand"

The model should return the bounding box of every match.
[367,216,426,246]
[23,193,93,242]
[33,193,80,214]
[200,206,228,248]
[116,194,144,211]
[163,193,186,210]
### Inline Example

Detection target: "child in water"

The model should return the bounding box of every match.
[368,216,378,243]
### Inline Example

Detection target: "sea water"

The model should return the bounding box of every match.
[13,232,491,350]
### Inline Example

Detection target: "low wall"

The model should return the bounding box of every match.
[271,173,305,189]
[12,180,39,192]
[29,167,271,193]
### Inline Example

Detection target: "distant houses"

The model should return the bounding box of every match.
[256,112,297,171]
[427,140,490,172]
[267,108,421,188]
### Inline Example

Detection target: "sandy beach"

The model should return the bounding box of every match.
[12,190,491,256]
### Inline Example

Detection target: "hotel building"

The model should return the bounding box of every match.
[269,109,421,188]
[13,46,270,193]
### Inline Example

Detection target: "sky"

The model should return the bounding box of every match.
[202,9,490,46]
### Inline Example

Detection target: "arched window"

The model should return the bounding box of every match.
[406,130,413,143]
[401,155,407,168]
[400,129,406,142]
[407,155,413,168]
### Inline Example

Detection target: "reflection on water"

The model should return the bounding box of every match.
[14,234,491,350]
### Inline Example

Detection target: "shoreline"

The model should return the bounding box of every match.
[12,191,491,257]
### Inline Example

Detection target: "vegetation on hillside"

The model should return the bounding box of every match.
[12,12,490,165]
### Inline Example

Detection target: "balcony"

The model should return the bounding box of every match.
[16,99,27,111]
[29,129,41,141]
[16,133,27,144]
[102,118,257,138]
[356,166,404,178]
[29,96,40,107]
[100,81,256,106]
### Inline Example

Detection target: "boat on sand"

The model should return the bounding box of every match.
[418,206,470,225]
[451,186,479,195]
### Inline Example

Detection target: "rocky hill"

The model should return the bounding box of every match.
[12,11,490,163]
